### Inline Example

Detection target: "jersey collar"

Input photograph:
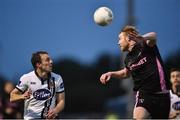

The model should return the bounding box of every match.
[34,70,51,84]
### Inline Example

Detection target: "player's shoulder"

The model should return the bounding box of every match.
[51,72,63,81]
[20,71,35,80]
[170,90,179,98]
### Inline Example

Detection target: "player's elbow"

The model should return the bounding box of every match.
[149,32,157,42]
[122,68,130,78]
[10,90,20,102]
[124,72,130,78]
[146,32,157,38]
[10,92,15,102]
[150,32,157,37]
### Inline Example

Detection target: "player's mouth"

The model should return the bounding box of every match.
[49,65,53,69]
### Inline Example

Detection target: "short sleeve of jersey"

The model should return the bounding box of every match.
[16,75,28,92]
[56,75,65,93]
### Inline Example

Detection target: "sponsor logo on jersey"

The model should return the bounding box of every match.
[129,57,147,70]
[172,101,180,110]
[33,89,52,100]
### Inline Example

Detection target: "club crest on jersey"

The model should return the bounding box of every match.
[60,83,64,89]
[172,101,180,110]
[33,89,52,100]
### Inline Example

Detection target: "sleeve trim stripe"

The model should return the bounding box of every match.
[56,90,64,93]
[15,86,24,93]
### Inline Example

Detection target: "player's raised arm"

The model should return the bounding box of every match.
[100,68,130,84]
[143,32,157,47]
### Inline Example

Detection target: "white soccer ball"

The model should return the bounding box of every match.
[93,7,113,26]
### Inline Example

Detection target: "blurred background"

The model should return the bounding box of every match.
[0,0,180,119]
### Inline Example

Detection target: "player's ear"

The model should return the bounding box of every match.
[126,34,132,41]
[36,63,41,68]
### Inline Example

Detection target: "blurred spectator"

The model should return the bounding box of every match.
[1,81,23,119]
[169,68,180,119]
[105,111,119,120]
[0,97,3,119]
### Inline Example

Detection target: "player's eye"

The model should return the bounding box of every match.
[45,58,50,62]
[177,75,180,78]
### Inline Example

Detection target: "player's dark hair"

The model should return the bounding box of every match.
[170,68,180,73]
[31,51,48,69]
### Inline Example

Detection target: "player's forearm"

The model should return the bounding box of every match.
[109,69,129,79]
[169,112,178,119]
[143,32,156,40]
[54,100,65,114]
[10,93,25,102]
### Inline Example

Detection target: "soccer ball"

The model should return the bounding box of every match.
[93,7,113,26]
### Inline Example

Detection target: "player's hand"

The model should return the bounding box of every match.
[169,112,176,119]
[100,72,112,84]
[46,109,58,119]
[169,111,180,119]
[22,89,32,100]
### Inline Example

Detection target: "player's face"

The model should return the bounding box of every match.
[118,32,129,51]
[39,54,53,73]
[170,71,180,86]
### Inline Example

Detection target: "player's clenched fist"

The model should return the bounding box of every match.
[100,72,112,84]
[46,109,58,119]
[23,89,32,99]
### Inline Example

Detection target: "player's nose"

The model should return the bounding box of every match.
[117,40,121,45]
[50,59,53,64]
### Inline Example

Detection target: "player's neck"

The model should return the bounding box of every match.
[172,86,176,93]
[172,85,180,95]
[36,69,49,79]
